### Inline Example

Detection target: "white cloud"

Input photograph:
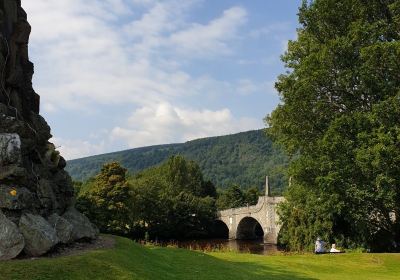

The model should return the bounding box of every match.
[169,6,247,56]
[111,102,261,148]
[22,0,266,158]
[131,0,157,6]
[52,137,106,160]
[124,2,178,39]
[237,57,277,66]
[249,22,291,39]
[235,79,276,96]
[237,79,259,95]
[42,102,57,113]
[25,0,248,111]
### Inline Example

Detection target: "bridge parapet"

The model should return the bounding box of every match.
[219,196,285,216]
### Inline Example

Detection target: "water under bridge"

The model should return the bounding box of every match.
[216,177,285,244]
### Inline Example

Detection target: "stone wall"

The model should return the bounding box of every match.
[0,0,98,260]
[218,195,285,244]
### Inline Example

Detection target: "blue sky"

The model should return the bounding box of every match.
[23,0,301,159]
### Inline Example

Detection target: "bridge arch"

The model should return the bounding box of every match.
[236,217,264,240]
[210,220,229,238]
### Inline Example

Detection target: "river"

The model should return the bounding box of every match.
[161,239,281,255]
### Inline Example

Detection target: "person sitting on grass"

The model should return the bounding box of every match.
[330,244,341,253]
[315,237,326,254]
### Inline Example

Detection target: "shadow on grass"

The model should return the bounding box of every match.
[132,244,317,280]
[0,237,317,280]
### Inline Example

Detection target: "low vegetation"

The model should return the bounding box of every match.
[1,236,399,280]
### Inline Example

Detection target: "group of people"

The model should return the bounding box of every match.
[315,237,342,254]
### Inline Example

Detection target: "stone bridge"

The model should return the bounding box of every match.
[216,177,285,244]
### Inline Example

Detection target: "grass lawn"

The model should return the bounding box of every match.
[0,236,399,280]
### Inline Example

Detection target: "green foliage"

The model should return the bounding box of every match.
[129,156,217,239]
[244,187,262,206]
[76,162,134,235]
[216,185,262,210]
[75,157,218,240]
[66,130,289,195]
[268,0,400,251]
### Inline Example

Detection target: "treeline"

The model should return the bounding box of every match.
[67,130,289,195]
[74,156,264,240]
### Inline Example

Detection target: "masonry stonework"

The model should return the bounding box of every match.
[217,177,285,244]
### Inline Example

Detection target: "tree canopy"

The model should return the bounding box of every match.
[216,185,262,210]
[76,156,218,240]
[267,0,400,251]
[76,162,134,235]
[129,156,217,240]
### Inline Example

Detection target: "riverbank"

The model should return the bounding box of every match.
[0,236,399,280]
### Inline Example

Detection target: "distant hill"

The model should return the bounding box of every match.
[66,130,289,194]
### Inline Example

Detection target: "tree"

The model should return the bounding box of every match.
[245,187,262,206]
[216,185,245,210]
[74,156,217,240]
[76,162,134,235]
[267,0,400,251]
[130,156,217,239]
[216,185,262,210]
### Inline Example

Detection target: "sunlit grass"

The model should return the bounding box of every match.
[0,236,399,280]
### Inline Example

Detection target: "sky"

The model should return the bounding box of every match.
[23,0,301,160]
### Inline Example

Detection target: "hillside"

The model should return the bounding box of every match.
[66,130,288,194]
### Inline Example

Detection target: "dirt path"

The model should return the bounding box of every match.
[16,235,116,260]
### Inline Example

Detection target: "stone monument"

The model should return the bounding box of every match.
[0,0,98,260]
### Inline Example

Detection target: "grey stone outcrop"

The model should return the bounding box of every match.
[0,211,25,260]
[63,208,99,241]
[0,185,36,210]
[48,214,73,244]
[19,214,59,257]
[0,1,98,260]
[0,133,21,165]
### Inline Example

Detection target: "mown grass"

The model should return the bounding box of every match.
[0,236,399,280]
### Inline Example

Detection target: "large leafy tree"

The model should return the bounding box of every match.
[216,185,262,210]
[76,162,134,235]
[75,157,217,239]
[267,0,400,251]
[130,156,217,239]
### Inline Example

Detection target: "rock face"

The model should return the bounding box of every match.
[63,208,99,241]
[48,213,73,244]
[0,211,25,260]
[19,213,59,257]
[0,133,21,165]
[0,1,98,259]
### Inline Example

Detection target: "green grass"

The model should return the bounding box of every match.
[1,236,399,280]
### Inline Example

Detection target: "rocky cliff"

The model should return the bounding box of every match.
[0,0,98,260]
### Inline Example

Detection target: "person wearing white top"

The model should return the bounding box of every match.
[315,237,326,254]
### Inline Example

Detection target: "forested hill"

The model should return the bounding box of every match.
[66,130,289,194]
